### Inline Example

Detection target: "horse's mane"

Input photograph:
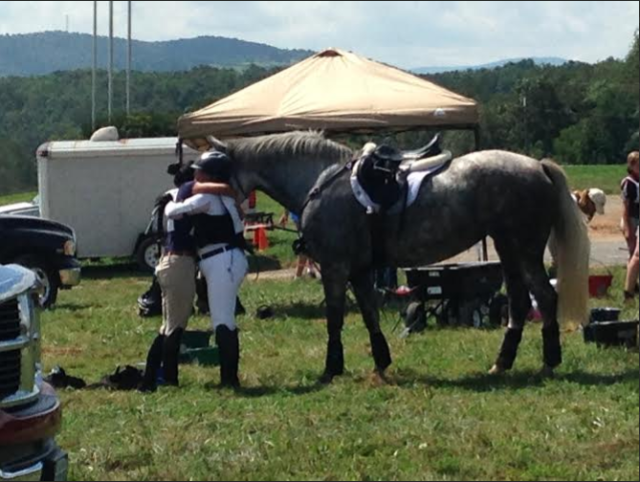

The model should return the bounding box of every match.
[226,131,353,162]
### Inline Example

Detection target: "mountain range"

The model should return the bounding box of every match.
[0,31,314,76]
[411,57,569,74]
[0,31,570,77]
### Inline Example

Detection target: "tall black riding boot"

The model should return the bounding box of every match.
[139,334,165,393]
[216,326,240,388]
[163,328,184,387]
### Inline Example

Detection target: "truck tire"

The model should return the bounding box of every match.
[14,255,59,309]
[136,236,161,273]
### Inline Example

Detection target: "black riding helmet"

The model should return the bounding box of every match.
[192,150,232,182]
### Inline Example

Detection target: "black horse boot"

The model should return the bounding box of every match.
[139,334,165,393]
[216,326,240,389]
[162,328,184,387]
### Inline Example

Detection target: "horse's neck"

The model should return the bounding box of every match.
[249,157,338,215]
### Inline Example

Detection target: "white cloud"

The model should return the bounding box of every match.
[0,1,637,67]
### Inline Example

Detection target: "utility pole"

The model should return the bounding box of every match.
[127,1,132,116]
[92,1,97,132]
[108,0,114,124]
[522,93,528,153]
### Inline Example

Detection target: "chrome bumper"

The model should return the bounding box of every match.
[0,462,43,481]
[0,450,68,481]
[58,268,81,287]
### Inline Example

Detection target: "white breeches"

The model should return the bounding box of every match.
[199,248,248,331]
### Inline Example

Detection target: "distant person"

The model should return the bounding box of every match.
[624,231,639,302]
[621,151,639,259]
[279,210,319,279]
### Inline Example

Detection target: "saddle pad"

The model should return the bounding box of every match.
[350,159,447,214]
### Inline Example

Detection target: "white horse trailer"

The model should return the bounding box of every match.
[36,136,199,270]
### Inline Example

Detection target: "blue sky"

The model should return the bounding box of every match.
[0,1,637,68]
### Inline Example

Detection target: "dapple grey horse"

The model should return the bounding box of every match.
[211,131,590,382]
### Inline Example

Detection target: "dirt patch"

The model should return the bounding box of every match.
[43,346,84,356]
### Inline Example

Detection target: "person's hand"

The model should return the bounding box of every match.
[623,224,632,242]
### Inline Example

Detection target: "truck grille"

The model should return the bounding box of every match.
[0,350,21,398]
[0,299,21,341]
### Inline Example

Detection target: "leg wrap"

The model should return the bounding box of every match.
[496,328,523,370]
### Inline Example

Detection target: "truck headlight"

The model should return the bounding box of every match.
[63,240,77,256]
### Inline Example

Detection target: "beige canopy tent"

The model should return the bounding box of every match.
[178,48,479,145]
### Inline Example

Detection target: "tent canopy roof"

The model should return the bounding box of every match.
[178,48,479,142]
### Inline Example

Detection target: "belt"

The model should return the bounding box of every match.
[199,245,233,261]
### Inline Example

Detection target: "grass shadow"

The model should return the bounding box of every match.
[248,255,282,273]
[82,262,146,280]
[270,301,327,320]
[204,377,327,398]
[268,298,360,320]
[393,368,639,392]
[236,382,327,398]
[52,302,96,312]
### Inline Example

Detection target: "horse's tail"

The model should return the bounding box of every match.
[541,159,591,330]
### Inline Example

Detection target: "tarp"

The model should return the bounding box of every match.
[178,48,478,142]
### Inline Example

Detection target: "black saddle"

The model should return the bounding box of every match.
[373,133,442,163]
[356,134,442,210]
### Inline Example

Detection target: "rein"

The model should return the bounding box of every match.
[299,159,356,222]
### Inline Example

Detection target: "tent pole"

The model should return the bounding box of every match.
[474,126,489,262]
[176,139,184,165]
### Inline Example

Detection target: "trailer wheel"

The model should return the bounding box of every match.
[136,237,161,273]
[489,294,509,327]
[14,255,59,309]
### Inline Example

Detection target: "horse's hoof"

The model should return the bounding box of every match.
[370,370,390,386]
[489,364,505,376]
[540,365,555,378]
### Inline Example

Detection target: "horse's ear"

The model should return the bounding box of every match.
[206,135,229,154]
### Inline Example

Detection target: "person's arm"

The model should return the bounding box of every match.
[622,199,632,240]
[165,194,211,219]
[193,182,238,200]
[622,180,633,240]
[278,210,289,227]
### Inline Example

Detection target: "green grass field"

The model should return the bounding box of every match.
[563,165,628,195]
[2,167,638,480]
[0,191,37,206]
[41,266,638,481]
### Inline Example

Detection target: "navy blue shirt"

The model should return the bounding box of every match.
[165,181,196,253]
[622,176,639,221]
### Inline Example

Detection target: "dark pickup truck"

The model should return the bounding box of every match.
[0,216,81,308]
[0,264,68,481]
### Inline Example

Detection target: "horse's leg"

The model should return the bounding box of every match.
[490,238,532,375]
[320,265,350,384]
[350,270,392,375]
[521,256,561,376]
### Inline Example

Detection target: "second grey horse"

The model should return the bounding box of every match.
[213,131,590,382]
